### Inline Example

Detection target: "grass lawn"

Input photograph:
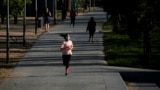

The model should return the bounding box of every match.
[102,22,160,69]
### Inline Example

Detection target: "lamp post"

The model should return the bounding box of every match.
[87,0,91,11]
[23,0,26,46]
[69,0,72,10]
[53,0,56,24]
[35,0,38,34]
[93,0,95,9]
[6,0,10,63]
[45,0,47,8]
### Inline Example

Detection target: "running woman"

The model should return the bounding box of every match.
[60,33,73,76]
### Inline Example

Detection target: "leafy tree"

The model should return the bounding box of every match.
[0,0,31,24]
[102,0,131,33]
[102,0,160,66]
[0,0,7,24]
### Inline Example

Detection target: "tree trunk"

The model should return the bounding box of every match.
[1,15,5,24]
[143,24,152,67]
[14,15,18,24]
[112,13,119,33]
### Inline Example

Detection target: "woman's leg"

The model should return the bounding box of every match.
[89,30,95,43]
[44,19,48,32]
[71,18,75,27]
[73,18,75,27]
[45,23,49,32]
[45,23,47,32]
[91,32,95,43]
[70,18,73,25]
[47,23,50,32]
[89,31,92,42]
[65,55,71,75]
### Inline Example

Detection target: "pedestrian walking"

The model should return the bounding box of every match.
[86,17,96,43]
[60,33,73,76]
[70,8,76,27]
[44,8,51,32]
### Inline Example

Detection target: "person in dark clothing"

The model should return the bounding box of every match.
[44,8,51,32]
[86,17,96,43]
[70,8,76,27]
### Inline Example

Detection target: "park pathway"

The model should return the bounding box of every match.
[0,7,159,90]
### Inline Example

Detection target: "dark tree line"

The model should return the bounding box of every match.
[102,0,160,66]
[0,0,31,24]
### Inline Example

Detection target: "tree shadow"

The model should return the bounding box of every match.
[120,71,160,87]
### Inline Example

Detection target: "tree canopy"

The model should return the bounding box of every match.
[102,0,160,66]
[0,0,32,23]
[102,0,160,39]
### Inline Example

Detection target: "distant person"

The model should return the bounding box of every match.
[60,33,73,76]
[86,17,96,43]
[70,8,76,27]
[44,8,51,32]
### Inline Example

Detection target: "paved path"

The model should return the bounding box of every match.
[0,7,160,90]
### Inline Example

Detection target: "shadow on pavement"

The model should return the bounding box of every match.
[120,71,160,87]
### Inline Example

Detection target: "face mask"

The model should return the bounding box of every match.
[64,34,70,41]
[66,34,70,40]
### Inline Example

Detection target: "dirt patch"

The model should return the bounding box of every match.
[0,20,45,84]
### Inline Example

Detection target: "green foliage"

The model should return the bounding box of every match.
[103,28,160,69]
[102,0,160,40]
[2,0,32,16]
[103,32,143,68]
[102,21,113,30]
[57,10,62,17]
[151,29,160,69]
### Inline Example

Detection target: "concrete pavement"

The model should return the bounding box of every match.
[0,7,160,90]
